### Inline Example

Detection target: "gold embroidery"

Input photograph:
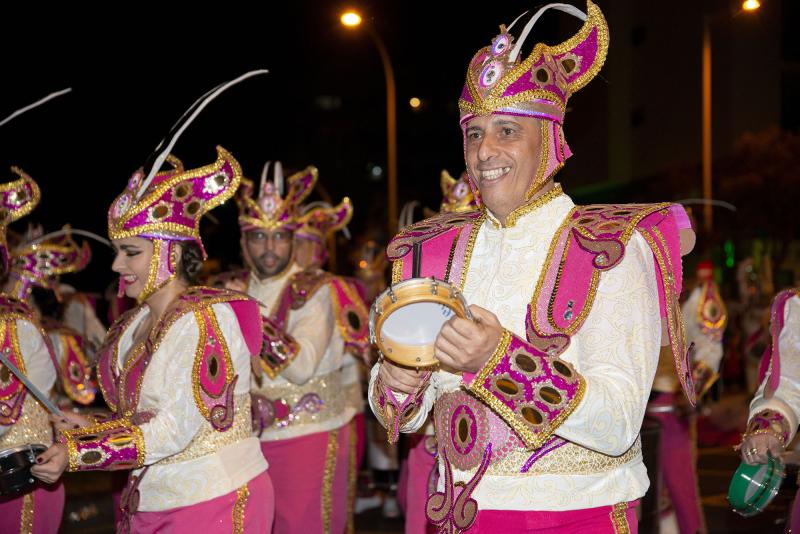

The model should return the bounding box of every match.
[256,370,345,434]
[232,483,250,534]
[19,491,34,534]
[486,436,641,476]
[62,417,145,471]
[97,306,144,414]
[444,227,463,283]
[610,502,630,534]
[328,279,369,346]
[137,239,177,304]
[499,183,564,230]
[0,396,52,450]
[462,2,609,116]
[391,259,403,284]
[458,213,485,291]
[3,168,41,221]
[529,203,670,340]
[347,419,357,534]
[109,147,243,241]
[321,428,340,534]
[159,395,251,465]
[120,289,250,416]
[467,330,586,450]
[190,307,234,422]
[641,229,689,399]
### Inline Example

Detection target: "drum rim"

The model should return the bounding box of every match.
[0,443,47,460]
[369,277,468,367]
[728,457,784,516]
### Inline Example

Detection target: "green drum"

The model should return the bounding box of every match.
[728,455,785,517]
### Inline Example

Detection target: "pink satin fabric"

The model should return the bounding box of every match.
[128,470,273,533]
[467,500,639,533]
[260,425,353,533]
[0,482,64,534]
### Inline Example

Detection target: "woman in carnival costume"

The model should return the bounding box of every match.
[32,72,275,533]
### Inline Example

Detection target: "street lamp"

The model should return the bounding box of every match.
[742,0,760,11]
[701,2,760,234]
[340,10,398,235]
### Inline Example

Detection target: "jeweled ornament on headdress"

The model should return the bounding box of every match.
[237,160,318,232]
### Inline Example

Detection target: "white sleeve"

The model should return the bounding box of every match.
[280,287,335,385]
[556,232,662,456]
[749,295,800,440]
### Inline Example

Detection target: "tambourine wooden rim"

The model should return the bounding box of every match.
[728,455,784,517]
[369,277,470,368]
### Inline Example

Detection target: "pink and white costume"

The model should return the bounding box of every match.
[238,166,369,533]
[0,170,66,534]
[369,3,695,532]
[743,289,800,529]
[58,142,272,533]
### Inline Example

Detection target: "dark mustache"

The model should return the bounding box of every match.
[258,252,281,263]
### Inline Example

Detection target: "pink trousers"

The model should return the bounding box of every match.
[398,434,437,534]
[649,392,705,533]
[260,420,356,533]
[0,482,65,534]
[129,470,273,533]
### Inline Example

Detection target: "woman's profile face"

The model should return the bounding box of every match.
[111,236,153,300]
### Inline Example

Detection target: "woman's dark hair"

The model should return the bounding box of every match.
[177,241,204,284]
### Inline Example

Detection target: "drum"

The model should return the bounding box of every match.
[0,443,47,496]
[728,454,785,517]
[369,277,472,367]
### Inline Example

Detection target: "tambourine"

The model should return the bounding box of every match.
[369,277,472,367]
[0,443,47,496]
[728,454,785,517]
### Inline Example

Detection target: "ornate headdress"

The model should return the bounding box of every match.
[237,161,318,233]
[439,170,480,213]
[458,1,609,197]
[294,198,352,267]
[9,226,91,300]
[0,169,40,275]
[0,88,70,274]
[108,70,267,302]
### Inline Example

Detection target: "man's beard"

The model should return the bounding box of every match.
[253,250,292,279]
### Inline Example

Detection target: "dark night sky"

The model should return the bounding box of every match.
[6,0,782,292]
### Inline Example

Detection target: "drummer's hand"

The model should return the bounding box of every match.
[30,443,69,484]
[378,361,428,395]
[740,433,784,466]
[49,412,91,432]
[435,305,503,374]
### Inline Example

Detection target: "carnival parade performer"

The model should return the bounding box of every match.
[31,72,274,533]
[369,2,696,532]
[234,162,368,533]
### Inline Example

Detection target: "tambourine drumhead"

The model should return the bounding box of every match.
[728,456,784,517]
[370,277,470,368]
[0,443,46,496]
